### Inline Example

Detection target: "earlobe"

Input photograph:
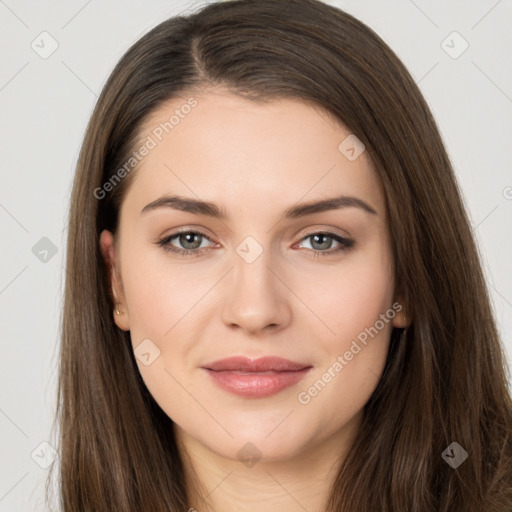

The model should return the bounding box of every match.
[392,311,409,329]
[392,296,411,329]
[99,230,130,331]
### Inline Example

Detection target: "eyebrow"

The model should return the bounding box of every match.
[140,194,378,219]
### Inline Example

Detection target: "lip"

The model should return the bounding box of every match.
[202,356,313,398]
[203,356,310,372]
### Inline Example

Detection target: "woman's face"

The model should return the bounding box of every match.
[101,89,406,463]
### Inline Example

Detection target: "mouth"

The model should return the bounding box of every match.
[202,355,311,372]
[201,356,313,398]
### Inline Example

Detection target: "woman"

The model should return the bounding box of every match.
[47,0,512,510]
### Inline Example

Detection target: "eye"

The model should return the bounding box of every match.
[156,230,215,257]
[295,231,354,258]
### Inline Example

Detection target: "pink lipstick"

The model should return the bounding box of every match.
[201,356,312,398]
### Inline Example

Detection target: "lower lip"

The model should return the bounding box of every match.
[203,368,312,398]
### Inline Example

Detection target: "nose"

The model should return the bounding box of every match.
[221,249,291,336]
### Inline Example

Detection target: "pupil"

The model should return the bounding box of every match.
[313,234,331,250]
[181,233,201,249]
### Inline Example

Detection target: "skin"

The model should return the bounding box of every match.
[100,88,409,512]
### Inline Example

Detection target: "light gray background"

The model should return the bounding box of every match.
[1,1,511,510]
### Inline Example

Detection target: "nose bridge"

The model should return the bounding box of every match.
[222,235,289,332]
[233,242,273,295]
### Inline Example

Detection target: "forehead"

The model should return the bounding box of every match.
[122,89,386,220]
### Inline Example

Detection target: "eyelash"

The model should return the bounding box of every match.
[156,229,354,258]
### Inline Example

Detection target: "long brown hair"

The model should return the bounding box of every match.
[47,0,512,510]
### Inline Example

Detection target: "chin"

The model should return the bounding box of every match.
[196,415,316,463]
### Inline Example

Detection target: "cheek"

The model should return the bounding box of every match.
[121,246,206,342]
[119,248,204,420]
[294,248,395,418]
[295,245,395,394]
[299,245,394,346]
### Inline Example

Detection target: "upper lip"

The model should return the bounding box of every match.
[202,356,311,372]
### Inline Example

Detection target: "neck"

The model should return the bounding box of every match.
[174,412,361,512]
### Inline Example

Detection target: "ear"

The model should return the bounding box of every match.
[99,230,130,331]
[392,295,411,329]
